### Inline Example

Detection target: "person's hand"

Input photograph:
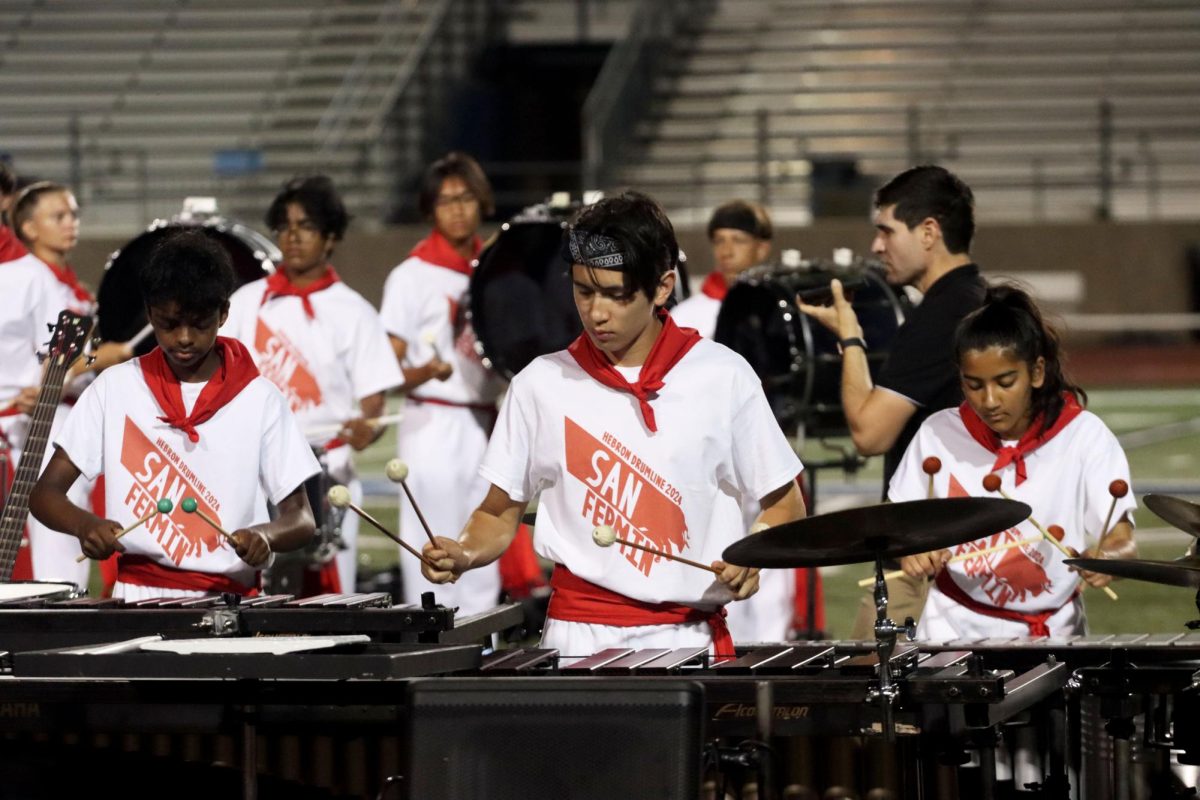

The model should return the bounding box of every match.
[1067,546,1115,589]
[426,358,453,382]
[796,279,863,340]
[899,549,951,579]
[90,341,134,372]
[422,536,468,583]
[77,518,126,560]
[232,528,272,567]
[339,417,379,451]
[712,561,760,600]
[12,386,39,415]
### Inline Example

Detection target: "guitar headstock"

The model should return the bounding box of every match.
[42,311,94,369]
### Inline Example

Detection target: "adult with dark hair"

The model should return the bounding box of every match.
[892,284,1136,638]
[0,161,28,263]
[221,175,402,592]
[799,165,987,635]
[31,229,319,599]
[380,152,509,614]
[671,199,773,337]
[419,191,807,655]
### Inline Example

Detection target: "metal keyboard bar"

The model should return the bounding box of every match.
[635,647,709,674]
[480,648,558,674]
[561,648,635,673]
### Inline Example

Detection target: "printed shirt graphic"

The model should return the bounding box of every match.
[564,417,688,577]
[254,318,322,413]
[479,340,802,607]
[53,359,321,586]
[221,278,403,444]
[888,406,1136,615]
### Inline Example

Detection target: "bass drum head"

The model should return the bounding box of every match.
[469,210,692,380]
[97,219,278,355]
[715,263,908,438]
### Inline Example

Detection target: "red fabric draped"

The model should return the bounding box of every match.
[567,311,701,433]
[700,272,728,301]
[409,230,482,276]
[260,265,340,319]
[139,337,260,443]
[959,392,1084,485]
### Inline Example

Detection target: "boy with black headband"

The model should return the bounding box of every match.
[421,192,806,656]
[31,230,320,599]
[672,199,772,337]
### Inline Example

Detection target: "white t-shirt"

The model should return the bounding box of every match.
[221,277,403,446]
[54,358,321,587]
[379,256,504,405]
[889,406,1136,621]
[481,338,803,609]
[670,293,722,339]
[0,254,61,410]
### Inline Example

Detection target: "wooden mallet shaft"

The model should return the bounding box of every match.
[76,507,160,563]
[858,536,1041,588]
[595,526,722,576]
[385,460,437,548]
[922,456,942,500]
[187,507,240,548]
[1098,479,1130,546]
[340,498,437,569]
[983,474,1118,600]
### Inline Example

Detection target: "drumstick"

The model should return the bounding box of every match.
[592,524,722,576]
[385,459,437,548]
[982,474,1118,600]
[327,485,436,569]
[857,535,1042,588]
[124,322,155,349]
[304,413,404,439]
[421,330,444,362]
[76,498,174,562]
[180,497,240,547]
[923,456,942,499]
[1098,479,1129,542]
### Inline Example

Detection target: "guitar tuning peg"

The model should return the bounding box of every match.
[86,355,96,366]
[47,323,55,332]
[36,350,47,365]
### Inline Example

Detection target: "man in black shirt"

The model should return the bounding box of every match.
[799,165,987,634]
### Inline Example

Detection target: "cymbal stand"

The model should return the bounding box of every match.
[867,551,915,742]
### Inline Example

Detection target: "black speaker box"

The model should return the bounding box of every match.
[404,677,705,799]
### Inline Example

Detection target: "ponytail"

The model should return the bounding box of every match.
[954,283,1086,428]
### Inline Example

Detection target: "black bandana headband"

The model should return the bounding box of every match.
[561,227,627,269]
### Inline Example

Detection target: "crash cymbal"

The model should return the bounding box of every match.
[1065,556,1200,589]
[1144,494,1200,538]
[722,497,1032,568]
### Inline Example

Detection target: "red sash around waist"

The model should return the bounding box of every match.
[935,569,1065,638]
[408,394,497,414]
[547,565,734,658]
[117,554,259,596]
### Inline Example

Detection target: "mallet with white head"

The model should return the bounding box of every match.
[591,524,722,575]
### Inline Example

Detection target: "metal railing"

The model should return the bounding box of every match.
[580,0,714,193]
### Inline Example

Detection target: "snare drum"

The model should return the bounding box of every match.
[468,203,690,379]
[714,258,909,437]
[97,214,278,355]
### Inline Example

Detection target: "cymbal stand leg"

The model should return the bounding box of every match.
[868,554,915,743]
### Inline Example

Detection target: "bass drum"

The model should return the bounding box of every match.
[714,258,909,438]
[97,216,278,355]
[468,204,690,379]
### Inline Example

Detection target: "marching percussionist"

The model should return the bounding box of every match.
[798,165,988,636]
[30,230,319,599]
[420,191,806,656]
[219,175,403,593]
[892,285,1136,639]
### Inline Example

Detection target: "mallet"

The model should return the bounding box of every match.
[857,534,1043,588]
[77,498,174,563]
[385,459,437,548]
[1099,479,1130,542]
[179,497,239,547]
[327,485,436,569]
[922,456,942,499]
[592,524,722,576]
[982,474,1118,600]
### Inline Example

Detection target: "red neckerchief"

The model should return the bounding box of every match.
[548,565,735,658]
[409,230,481,276]
[139,337,260,443]
[0,227,28,262]
[567,309,701,433]
[700,272,728,301]
[39,257,94,304]
[260,265,339,319]
[959,392,1084,486]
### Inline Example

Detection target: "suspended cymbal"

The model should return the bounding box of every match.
[722,497,1032,568]
[1065,556,1200,589]
[1144,494,1200,538]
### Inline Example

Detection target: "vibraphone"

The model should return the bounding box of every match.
[3,634,1200,799]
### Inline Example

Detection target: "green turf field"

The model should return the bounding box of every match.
[152,386,1197,639]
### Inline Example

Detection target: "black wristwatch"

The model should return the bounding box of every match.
[837,337,867,355]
